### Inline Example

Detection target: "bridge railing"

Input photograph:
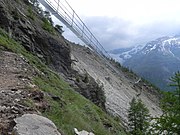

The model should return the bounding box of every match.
[38,0,111,58]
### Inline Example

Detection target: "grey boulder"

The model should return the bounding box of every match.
[13,114,61,135]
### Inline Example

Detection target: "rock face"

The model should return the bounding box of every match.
[13,114,61,135]
[0,0,106,109]
[71,44,162,125]
[0,0,162,131]
[0,0,72,75]
[73,73,106,109]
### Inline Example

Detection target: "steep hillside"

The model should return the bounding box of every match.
[0,0,126,134]
[0,0,162,134]
[110,36,180,91]
[0,23,125,135]
[70,44,162,125]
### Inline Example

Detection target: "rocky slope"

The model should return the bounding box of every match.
[110,36,180,91]
[0,50,37,132]
[71,44,162,125]
[13,114,61,135]
[0,0,125,134]
[0,0,162,134]
[0,24,125,135]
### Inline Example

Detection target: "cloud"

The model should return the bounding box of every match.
[50,0,180,51]
[134,20,180,44]
[61,16,180,50]
[77,16,137,50]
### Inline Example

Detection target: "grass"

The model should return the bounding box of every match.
[34,74,126,135]
[0,28,126,135]
[27,6,35,20]
[110,57,162,94]
[42,18,55,34]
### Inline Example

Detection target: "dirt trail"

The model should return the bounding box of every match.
[0,50,37,132]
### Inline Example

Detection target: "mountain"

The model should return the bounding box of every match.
[109,45,144,63]
[0,0,162,134]
[110,36,180,91]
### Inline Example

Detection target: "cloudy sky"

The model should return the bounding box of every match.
[54,0,180,50]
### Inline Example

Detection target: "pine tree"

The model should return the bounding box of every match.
[153,71,180,134]
[55,25,64,35]
[128,98,150,135]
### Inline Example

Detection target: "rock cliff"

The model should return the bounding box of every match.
[71,44,162,125]
[0,0,162,134]
[0,0,105,108]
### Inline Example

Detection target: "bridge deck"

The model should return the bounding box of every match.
[38,0,123,76]
[38,0,110,58]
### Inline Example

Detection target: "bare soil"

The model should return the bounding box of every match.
[0,50,38,133]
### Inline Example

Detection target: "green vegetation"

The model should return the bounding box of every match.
[27,6,35,20]
[28,0,63,35]
[41,10,56,34]
[42,18,55,34]
[34,75,125,135]
[23,98,36,109]
[128,98,150,135]
[43,11,53,25]
[127,73,180,135]
[29,0,39,7]
[141,78,161,93]
[0,28,126,135]
[55,24,64,35]
[110,58,161,93]
[152,72,180,134]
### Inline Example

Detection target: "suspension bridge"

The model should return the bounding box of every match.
[38,0,111,59]
[38,0,123,76]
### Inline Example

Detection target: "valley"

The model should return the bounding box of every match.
[110,36,180,91]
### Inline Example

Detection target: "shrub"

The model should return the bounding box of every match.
[128,98,151,135]
[42,18,55,34]
[152,71,180,134]
[27,7,35,20]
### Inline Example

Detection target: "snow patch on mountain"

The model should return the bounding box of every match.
[162,37,178,46]
[150,44,157,51]
[110,35,180,63]
[109,53,124,63]
[118,45,144,63]
[109,35,180,91]
[142,43,157,54]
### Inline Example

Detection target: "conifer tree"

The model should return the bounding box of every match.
[153,71,180,134]
[128,98,150,135]
[55,25,64,35]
